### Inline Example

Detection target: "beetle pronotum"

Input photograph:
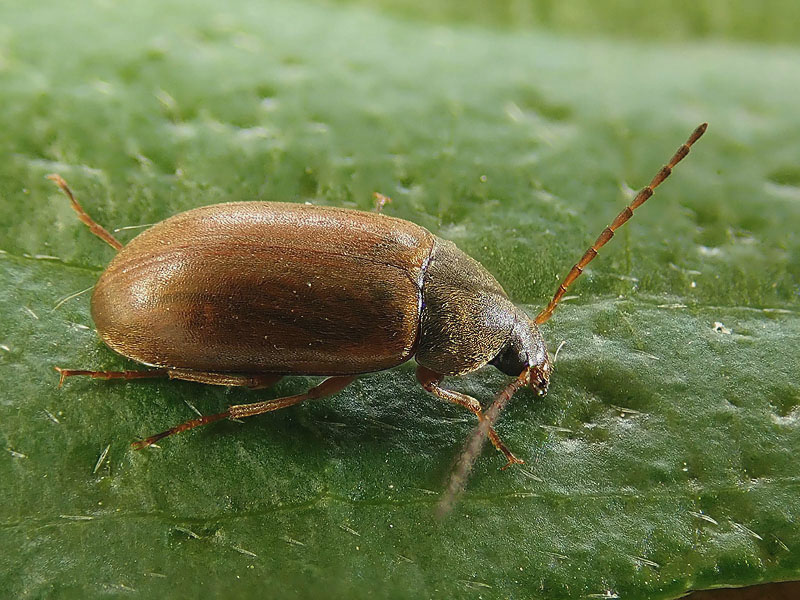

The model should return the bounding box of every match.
[50,124,707,476]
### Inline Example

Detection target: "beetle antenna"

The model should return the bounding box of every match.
[47,174,123,251]
[534,123,707,325]
[436,368,531,518]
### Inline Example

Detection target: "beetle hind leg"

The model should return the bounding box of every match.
[132,375,355,450]
[55,366,282,390]
[416,366,524,469]
[46,174,123,251]
[54,366,169,387]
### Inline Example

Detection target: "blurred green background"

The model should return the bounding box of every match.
[0,1,798,599]
[326,0,800,43]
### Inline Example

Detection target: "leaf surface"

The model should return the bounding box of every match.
[1,1,799,598]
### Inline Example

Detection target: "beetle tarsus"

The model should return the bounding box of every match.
[132,411,231,450]
[54,366,169,387]
[53,366,284,389]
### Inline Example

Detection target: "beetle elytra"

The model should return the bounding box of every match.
[50,123,707,468]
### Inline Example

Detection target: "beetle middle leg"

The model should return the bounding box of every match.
[416,366,524,469]
[132,375,356,450]
[167,370,282,389]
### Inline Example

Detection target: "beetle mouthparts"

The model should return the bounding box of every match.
[527,363,550,397]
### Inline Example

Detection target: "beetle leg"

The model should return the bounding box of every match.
[54,366,282,390]
[54,366,169,387]
[167,370,282,390]
[46,174,123,251]
[132,375,356,450]
[372,192,392,213]
[416,366,524,469]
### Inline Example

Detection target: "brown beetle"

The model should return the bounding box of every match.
[51,123,707,467]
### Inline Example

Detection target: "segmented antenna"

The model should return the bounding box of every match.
[534,123,707,326]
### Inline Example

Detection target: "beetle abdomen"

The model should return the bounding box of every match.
[91,202,434,375]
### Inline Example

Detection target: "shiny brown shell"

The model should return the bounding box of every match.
[91,202,434,375]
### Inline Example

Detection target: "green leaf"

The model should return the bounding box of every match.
[1,1,798,599]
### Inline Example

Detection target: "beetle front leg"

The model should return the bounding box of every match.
[416,366,524,469]
[132,375,355,450]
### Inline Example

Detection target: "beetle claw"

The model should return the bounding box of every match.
[54,366,66,388]
[131,439,153,451]
[500,455,525,470]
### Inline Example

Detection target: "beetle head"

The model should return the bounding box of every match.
[489,315,551,396]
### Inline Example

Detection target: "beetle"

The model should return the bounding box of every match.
[50,123,707,467]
